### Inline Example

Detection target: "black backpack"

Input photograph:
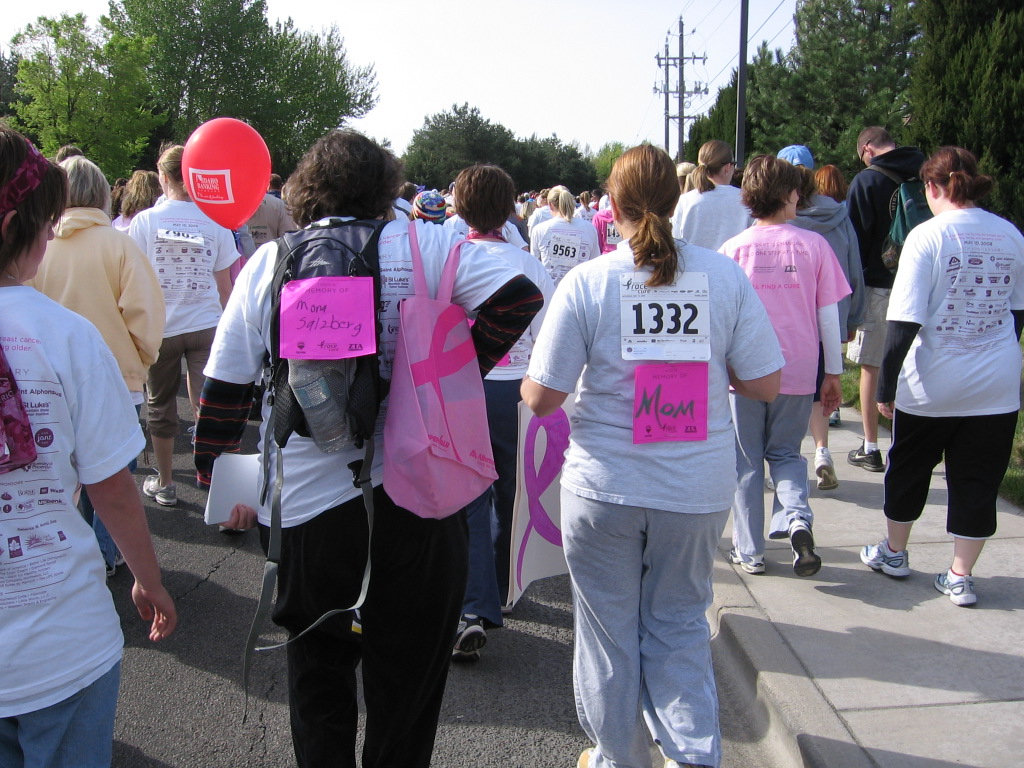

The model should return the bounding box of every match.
[266,218,390,450]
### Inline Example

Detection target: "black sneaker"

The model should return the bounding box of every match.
[452,614,486,662]
[791,526,822,577]
[847,443,884,472]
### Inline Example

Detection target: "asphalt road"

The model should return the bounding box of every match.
[108,390,775,768]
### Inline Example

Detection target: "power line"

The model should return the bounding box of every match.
[748,0,788,41]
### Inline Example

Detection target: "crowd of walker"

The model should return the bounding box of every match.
[1,116,1022,768]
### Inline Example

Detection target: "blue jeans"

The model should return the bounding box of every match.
[730,392,814,560]
[0,661,121,768]
[461,378,522,624]
[80,405,141,570]
[562,490,727,768]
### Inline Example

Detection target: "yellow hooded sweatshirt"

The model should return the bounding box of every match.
[28,207,165,396]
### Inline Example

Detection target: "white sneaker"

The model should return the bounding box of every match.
[142,474,177,507]
[815,447,839,491]
[935,570,977,606]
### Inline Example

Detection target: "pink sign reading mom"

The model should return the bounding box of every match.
[279,276,376,360]
[633,362,708,444]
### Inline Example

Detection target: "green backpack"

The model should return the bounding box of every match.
[869,165,932,273]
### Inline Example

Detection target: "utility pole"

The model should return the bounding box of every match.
[654,17,708,162]
[736,0,749,166]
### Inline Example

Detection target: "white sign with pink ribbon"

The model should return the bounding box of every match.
[506,397,575,607]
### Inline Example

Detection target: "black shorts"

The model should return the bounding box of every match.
[883,409,1017,538]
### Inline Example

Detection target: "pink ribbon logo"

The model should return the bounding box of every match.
[409,304,476,462]
[516,409,570,588]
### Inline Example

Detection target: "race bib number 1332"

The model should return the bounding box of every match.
[619,271,711,361]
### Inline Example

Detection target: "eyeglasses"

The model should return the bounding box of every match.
[859,144,871,164]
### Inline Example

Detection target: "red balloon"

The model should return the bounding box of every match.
[181,118,271,231]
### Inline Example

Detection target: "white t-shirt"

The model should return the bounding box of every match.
[887,207,1024,417]
[0,288,144,717]
[443,214,528,249]
[528,206,553,236]
[574,206,596,223]
[129,199,239,336]
[204,218,524,527]
[672,185,753,250]
[474,240,555,381]
[530,217,601,287]
[527,240,783,515]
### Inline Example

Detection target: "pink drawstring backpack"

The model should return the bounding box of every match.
[383,223,498,518]
[0,344,37,474]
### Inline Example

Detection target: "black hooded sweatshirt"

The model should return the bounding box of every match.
[847,145,927,289]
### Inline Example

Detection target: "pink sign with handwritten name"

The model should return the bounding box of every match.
[279,276,376,360]
[633,362,708,444]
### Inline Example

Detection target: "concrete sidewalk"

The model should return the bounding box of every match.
[709,412,1024,768]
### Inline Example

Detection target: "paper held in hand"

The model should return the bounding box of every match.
[204,453,261,525]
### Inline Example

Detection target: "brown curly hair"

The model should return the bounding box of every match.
[284,131,404,226]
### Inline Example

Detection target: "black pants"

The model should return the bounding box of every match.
[884,409,1017,538]
[260,486,468,768]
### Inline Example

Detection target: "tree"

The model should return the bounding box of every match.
[746,0,917,177]
[107,0,377,172]
[11,13,162,177]
[0,52,20,121]
[908,2,1024,228]
[403,104,518,189]
[256,20,377,172]
[108,0,271,134]
[517,134,597,192]
[591,141,626,184]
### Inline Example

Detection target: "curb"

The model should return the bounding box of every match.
[708,560,875,768]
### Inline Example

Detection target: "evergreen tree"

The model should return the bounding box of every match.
[908,1,1024,228]
[747,0,917,177]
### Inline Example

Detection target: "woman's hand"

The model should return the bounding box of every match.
[225,503,258,530]
[131,581,177,641]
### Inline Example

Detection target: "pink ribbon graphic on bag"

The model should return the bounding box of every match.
[516,408,570,588]
[409,303,476,462]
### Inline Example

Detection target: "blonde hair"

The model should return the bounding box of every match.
[61,156,111,215]
[547,185,576,222]
[157,145,185,188]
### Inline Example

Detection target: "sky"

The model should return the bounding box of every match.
[1,0,797,158]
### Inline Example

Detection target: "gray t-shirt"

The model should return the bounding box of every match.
[528,240,783,515]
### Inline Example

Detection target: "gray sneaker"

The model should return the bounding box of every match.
[860,539,910,577]
[728,547,765,575]
[452,614,486,662]
[142,474,177,507]
[934,570,977,606]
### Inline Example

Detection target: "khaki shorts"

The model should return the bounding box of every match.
[147,327,216,438]
[846,287,891,368]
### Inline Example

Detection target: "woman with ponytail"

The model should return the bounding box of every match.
[671,139,752,249]
[861,146,1024,607]
[522,145,783,768]
[530,184,599,286]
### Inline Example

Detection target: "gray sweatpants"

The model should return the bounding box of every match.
[730,392,814,561]
[561,489,728,768]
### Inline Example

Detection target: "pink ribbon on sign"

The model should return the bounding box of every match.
[516,408,570,588]
[409,303,477,463]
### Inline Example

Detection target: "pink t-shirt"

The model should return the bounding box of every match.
[592,209,623,254]
[721,223,851,395]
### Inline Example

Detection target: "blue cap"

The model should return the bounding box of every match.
[777,145,815,169]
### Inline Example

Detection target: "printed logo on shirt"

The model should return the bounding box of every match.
[784,265,797,273]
